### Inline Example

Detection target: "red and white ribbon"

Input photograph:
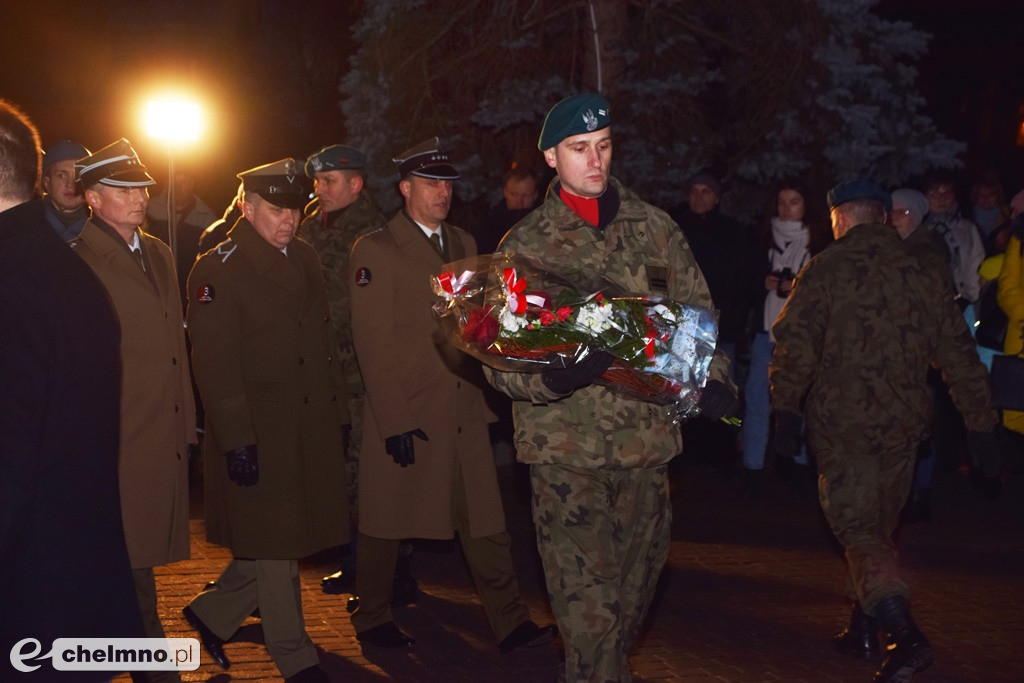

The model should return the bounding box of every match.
[437,270,474,299]
[503,268,545,314]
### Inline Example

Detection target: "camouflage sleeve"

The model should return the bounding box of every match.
[769,263,827,414]
[934,291,999,431]
[664,215,734,390]
[481,217,576,404]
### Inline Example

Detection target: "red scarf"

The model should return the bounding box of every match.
[560,187,599,227]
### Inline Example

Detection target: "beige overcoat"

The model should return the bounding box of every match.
[186,219,349,559]
[71,220,196,569]
[349,211,504,540]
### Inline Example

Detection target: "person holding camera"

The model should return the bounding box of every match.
[740,181,831,496]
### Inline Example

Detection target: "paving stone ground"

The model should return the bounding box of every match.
[129,448,1024,682]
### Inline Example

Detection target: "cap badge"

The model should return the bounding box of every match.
[355,267,372,287]
[311,158,323,172]
[583,109,598,132]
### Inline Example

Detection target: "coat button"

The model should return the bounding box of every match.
[457,381,461,388]
[172,357,177,365]
[176,452,182,460]
[304,397,309,404]
[298,357,305,365]
[174,405,179,413]
[457,426,462,434]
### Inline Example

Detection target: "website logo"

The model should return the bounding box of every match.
[11,638,201,672]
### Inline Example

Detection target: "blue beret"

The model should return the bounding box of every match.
[827,179,892,212]
[538,93,611,151]
[304,144,366,177]
[43,140,91,171]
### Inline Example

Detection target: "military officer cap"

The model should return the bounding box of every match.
[75,138,155,189]
[393,137,460,180]
[827,179,893,212]
[43,140,91,172]
[538,93,612,151]
[304,144,366,177]
[238,158,308,209]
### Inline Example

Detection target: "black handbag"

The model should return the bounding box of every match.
[990,353,1024,412]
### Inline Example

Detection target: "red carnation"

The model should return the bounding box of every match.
[539,310,556,326]
[556,306,572,322]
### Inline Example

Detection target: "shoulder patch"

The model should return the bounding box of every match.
[216,239,237,263]
[354,267,372,287]
[195,284,215,304]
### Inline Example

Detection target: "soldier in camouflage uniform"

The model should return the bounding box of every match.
[299,145,385,510]
[485,93,737,683]
[770,180,1000,683]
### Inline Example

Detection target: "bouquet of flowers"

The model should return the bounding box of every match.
[431,253,721,418]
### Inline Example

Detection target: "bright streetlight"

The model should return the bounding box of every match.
[144,94,204,265]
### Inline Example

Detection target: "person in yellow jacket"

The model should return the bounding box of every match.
[997,227,1024,435]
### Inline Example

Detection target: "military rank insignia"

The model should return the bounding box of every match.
[646,265,668,293]
[196,284,215,304]
[354,267,372,286]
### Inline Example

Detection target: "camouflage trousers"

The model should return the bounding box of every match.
[346,395,364,520]
[530,463,670,683]
[816,446,915,616]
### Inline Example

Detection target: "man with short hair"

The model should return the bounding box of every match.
[0,99,144,683]
[485,93,737,682]
[41,139,90,240]
[477,165,541,254]
[770,180,1000,683]
[182,159,348,683]
[297,145,387,595]
[71,138,198,683]
[347,137,555,653]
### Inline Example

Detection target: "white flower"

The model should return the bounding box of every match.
[574,302,615,334]
[499,306,527,333]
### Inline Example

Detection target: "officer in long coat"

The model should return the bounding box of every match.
[71,138,197,683]
[348,138,555,652]
[182,159,347,683]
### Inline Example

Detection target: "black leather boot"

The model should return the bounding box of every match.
[872,596,934,683]
[833,602,880,660]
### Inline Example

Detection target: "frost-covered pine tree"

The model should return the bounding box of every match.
[340,0,960,220]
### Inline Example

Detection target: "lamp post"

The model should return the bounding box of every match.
[144,96,202,264]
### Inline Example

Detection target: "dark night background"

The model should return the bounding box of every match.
[1,0,1023,217]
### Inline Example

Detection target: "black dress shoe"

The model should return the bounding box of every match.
[182,606,230,669]
[321,569,355,594]
[356,622,416,648]
[498,620,558,654]
[285,664,330,682]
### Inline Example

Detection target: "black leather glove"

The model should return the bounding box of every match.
[771,411,803,459]
[225,444,259,486]
[541,351,614,395]
[385,429,428,467]
[697,379,739,421]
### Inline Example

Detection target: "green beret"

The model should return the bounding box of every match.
[538,93,611,151]
[304,144,366,177]
[827,179,892,212]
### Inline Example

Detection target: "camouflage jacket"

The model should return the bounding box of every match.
[771,222,997,455]
[297,192,385,395]
[484,177,732,469]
